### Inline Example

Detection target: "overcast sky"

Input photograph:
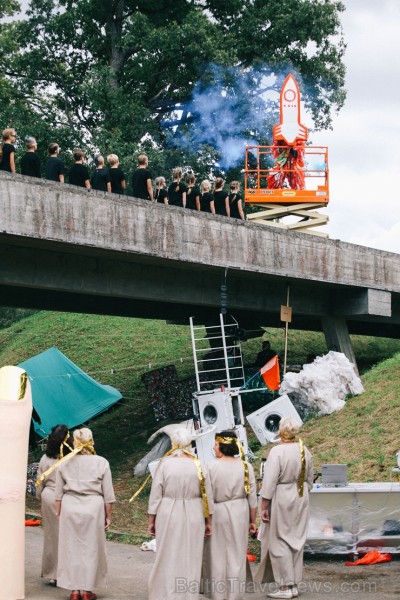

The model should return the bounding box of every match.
[312,0,400,253]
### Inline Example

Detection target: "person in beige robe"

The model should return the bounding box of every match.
[55,427,115,600]
[148,428,214,600]
[36,424,73,584]
[203,430,258,600]
[255,418,314,600]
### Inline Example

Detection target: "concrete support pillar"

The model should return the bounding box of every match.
[322,316,358,374]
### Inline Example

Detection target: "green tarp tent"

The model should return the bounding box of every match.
[19,347,122,438]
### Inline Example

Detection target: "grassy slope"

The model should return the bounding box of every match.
[2,311,400,537]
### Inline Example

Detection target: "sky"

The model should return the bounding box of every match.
[312,0,400,253]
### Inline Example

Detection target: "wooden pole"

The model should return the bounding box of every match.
[283,285,290,375]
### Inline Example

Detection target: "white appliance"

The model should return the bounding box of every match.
[246,394,302,445]
[192,388,244,430]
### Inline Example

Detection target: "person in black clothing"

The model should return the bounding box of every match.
[91,154,111,192]
[21,136,41,178]
[131,153,153,201]
[0,127,16,173]
[154,176,168,205]
[68,149,90,189]
[45,143,65,182]
[213,177,230,217]
[186,173,200,210]
[168,167,187,208]
[107,153,126,194]
[200,179,215,213]
[228,181,245,220]
[255,340,279,369]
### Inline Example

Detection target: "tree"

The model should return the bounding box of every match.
[1,0,346,178]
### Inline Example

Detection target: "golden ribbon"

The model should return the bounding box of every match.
[215,436,250,495]
[129,445,210,518]
[298,437,306,497]
[18,372,28,401]
[35,438,96,488]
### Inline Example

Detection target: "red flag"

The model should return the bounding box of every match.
[260,355,280,391]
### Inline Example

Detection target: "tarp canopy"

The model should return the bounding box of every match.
[19,347,122,438]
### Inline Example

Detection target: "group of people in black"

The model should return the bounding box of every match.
[132,154,245,219]
[0,129,245,219]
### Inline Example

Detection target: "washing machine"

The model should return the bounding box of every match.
[246,394,302,445]
[192,388,244,430]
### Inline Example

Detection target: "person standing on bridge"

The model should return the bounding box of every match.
[200,179,215,214]
[131,153,154,201]
[213,178,230,217]
[45,143,65,183]
[228,181,245,220]
[68,149,90,189]
[154,176,168,205]
[168,167,187,208]
[0,128,16,173]
[20,136,41,178]
[107,153,126,194]
[91,155,111,193]
[186,173,201,210]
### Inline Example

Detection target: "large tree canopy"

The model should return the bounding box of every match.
[1,0,346,178]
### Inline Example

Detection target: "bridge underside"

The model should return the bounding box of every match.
[1,235,399,339]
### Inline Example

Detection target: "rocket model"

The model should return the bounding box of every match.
[272,73,308,145]
[0,366,32,600]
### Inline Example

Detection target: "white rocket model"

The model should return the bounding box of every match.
[0,366,32,600]
[272,73,308,145]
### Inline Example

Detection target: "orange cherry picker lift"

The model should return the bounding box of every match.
[245,74,329,236]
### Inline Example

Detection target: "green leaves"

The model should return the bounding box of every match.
[1,0,347,177]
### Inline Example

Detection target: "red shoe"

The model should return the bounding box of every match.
[81,594,97,600]
[70,593,81,600]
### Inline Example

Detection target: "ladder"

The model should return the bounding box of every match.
[189,314,245,392]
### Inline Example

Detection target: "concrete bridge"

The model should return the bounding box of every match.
[1,172,400,365]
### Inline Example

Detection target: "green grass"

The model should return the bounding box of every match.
[2,309,400,535]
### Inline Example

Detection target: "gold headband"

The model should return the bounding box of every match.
[215,436,250,495]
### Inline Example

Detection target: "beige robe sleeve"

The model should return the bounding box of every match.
[101,461,116,503]
[148,461,164,515]
[261,447,281,500]
[54,466,65,501]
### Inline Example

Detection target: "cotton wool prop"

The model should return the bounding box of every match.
[280,351,364,418]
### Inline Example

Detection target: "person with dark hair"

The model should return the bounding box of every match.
[228,181,245,220]
[255,340,279,369]
[55,427,115,600]
[107,154,126,194]
[213,177,230,217]
[20,136,41,178]
[131,153,153,201]
[68,149,90,189]
[186,173,200,210]
[168,167,187,208]
[36,424,73,586]
[45,143,65,183]
[0,127,16,173]
[203,430,257,600]
[91,155,111,192]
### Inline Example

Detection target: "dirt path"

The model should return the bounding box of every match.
[25,527,400,599]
